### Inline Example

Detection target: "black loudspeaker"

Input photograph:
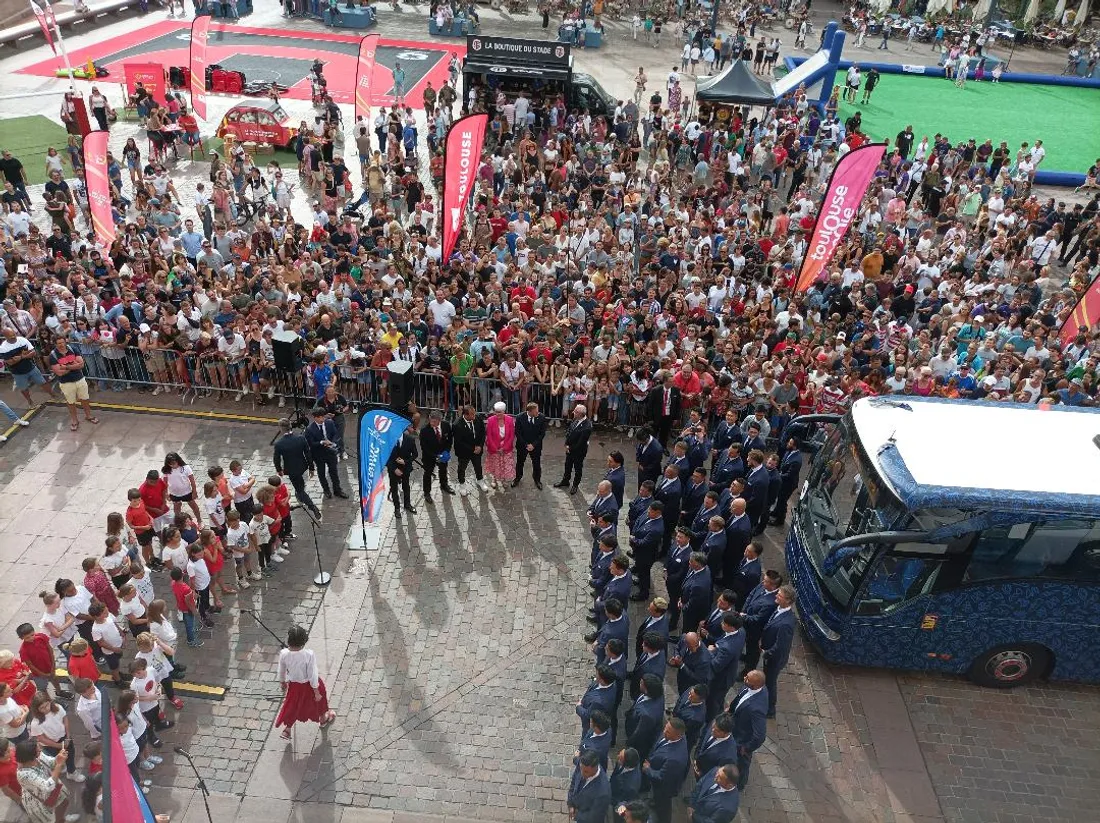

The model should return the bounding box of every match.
[272,330,303,372]
[387,359,414,410]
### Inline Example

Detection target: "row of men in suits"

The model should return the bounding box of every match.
[569,668,772,823]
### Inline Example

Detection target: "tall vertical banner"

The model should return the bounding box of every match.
[441,112,488,263]
[1058,274,1100,347]
[190,16,211,120]
[29,0,56,54]
[794,142,887,293]
[354,33,380,124]
[358,409,410,524]
[82,131,115,248]
[101,688,156,823]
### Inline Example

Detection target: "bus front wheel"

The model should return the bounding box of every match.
[969,644,1051,688]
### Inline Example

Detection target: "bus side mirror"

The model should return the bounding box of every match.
[855,599,883,616]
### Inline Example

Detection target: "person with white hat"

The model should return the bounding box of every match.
[484,401,517,491]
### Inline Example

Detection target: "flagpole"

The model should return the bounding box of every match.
[44,0,75,91]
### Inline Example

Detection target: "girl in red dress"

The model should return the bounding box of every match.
[274,626,334,740]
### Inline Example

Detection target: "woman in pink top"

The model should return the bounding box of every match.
[483,402,516,490]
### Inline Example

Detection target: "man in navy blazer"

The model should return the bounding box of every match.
[699,591,735,644]
[591,558,632,628]
[670,632,713,697]
[760,584,796,717]
[628,481,656,527]
[709,442,745,491]
[604,638,629,738]
[576,664,618,733]
[744,452,771,534]
[683,427,711,473]
[691,492,723,547]
[635,428,664,489]
[605,451,627,508]
[629,502,665,601]
[568,750,612,823]
[694,712,740,778]
[635,597,670,658]
[609,747,642,809]
[701,518,728,582]
[678,467,709,527]
[679,553,714,638]
[624,673,664,755]
[731,541,763,607]
[590,515,617,567]
[590,597,629,655]
[728,669,769,790]
[589,536,618,593]
[663,529,692,632]
[654,466,682,556]
[740,422,766,456]
[722,499,753,586]
[629,632,666,700]
[642,718,690,823]
[770,436,804,526]
[589,480,621,532]
[689,764,741,823]
[739,571,781,674]
[513,401,548,488]
[710,410,741,467]
[706,613,746,721]
[576,711,613,772]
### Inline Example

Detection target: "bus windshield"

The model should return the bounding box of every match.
[800,417,906,607]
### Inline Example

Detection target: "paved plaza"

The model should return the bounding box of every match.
[0,402,1097,823]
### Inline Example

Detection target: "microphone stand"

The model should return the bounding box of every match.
[173,747,214,823]
[302,506,331,586]
[240,608,288,649]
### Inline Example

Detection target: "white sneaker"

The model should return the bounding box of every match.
[458,483,469,496]
[248,571,263,581]
[0,435,7,443]
[68,772,86,783]
[147,755,163,764]
[239,579,251,589]
[16,420,29,427]
[267,385,276,399]
[477,479,489,493]
[65,815,82,822]
[152,386,163,396]
[139,759,156,771]
[272,555,284,563]
[276,547,290,556]
[279,397,286,408]
[236,389,246,401]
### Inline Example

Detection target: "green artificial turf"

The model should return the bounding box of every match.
[831,70,1100,174]
[0,115,73,185]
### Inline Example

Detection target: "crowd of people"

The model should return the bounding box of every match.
[1,2,1100,820]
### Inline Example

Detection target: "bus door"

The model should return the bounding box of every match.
[846,546,957,672]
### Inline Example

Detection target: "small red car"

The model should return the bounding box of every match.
[216,101,297,148]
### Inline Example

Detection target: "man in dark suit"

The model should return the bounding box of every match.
[513,401,548,489]
[605,451,627,508]
[731,542,763,607]
[567,750,612,823]
[770,436,804,525]
[555,404,594,494]
[722,499,752,586]
[688,764,741,823]
[683,426,711,473]
[629,632,666,700]
[634,597,670,658]
[609,747,642,811]
[628,481,656,527]
[589,597,629,653]
[691,492,722,547]
[663,530,692,633]
[604,637,629,738]
[665,441,692,483]
[576,664,618,733]
[385,426,418,521]
[273,418,320,519]
[693,713,739,778]
[671,683,708,753]
[452,404,488,494]
[760,584,796,718]
[739,570,781,674]
[669,632,713,697]
[590,559,631,630]
[706,614,746,721]
[710,410,741,470]
[699,591,735,645]
[680,553,713,638]
[589,535,618,594]
[419,410,455,500]
[647,374,682,449]
[624,673,664,756]
[642,718,690,823]
[728,669,769,790]
[588,481,621,535]
[678,467,708,528]
[740,421,766,456]
[701,516,727,582]
[576,711,613,772]
[629,501,665,601]
[744,450,771,535]
[635,428,664,489]
[654,466,682,557]
[709,442,745,491]
[305,408,347,499]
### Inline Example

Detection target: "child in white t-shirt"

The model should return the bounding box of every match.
[202,480,227,536]
[248,508,276,578]
[130,560,155,606]
[224,510,256,588]
[117,583,149,637]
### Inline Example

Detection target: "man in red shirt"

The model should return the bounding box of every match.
[17,624,69,699]
[672,362,703,407]
[509,279,537,317]
[488,208,508,243]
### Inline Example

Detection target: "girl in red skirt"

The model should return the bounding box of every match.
[274,626,334,740]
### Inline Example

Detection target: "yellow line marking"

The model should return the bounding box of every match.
[54,668,228,700]
[0,406,46,443]
[43,399,278,424]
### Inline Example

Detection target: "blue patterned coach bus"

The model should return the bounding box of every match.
[785,396,1100,687]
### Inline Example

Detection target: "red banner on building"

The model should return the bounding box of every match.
[795,142,887,293]
[123,62,168,106]
[354,33,379,124]
[82,130,115,248]
[441,113,488,263]
[1059,274,1100,347]
[190,16,211,120]
[29,0,56,54]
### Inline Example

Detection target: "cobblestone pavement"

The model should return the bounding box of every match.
[0,401,1099,823]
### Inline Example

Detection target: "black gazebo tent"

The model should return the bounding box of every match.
[695,59,776,105]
